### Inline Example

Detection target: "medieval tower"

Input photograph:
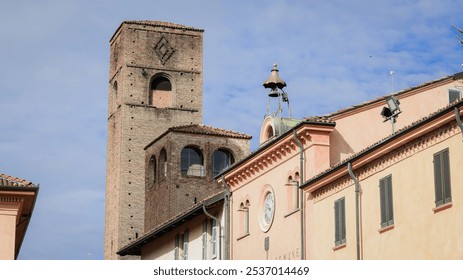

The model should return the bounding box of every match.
[105,21,204,259]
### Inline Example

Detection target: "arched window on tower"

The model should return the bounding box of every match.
[159,148,168,179]
[148,155,156,186]
[212,149,235,177]
[150,76,172,108]
[181,146,204,176]
[113,81,118,96]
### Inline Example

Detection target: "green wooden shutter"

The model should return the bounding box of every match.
[334,198,346,246]
[379,178,387,227]
[386,176,394,225]
[334,200,340,245]
[340,198,346,243]
[434,152,443,206]
[443,149,452,204]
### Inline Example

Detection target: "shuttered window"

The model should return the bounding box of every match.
[334,197,346,246]
[211,219,218,258]
[202,220,208,260]
[182,230,189,260]
[379,175,394,227]
[174,234,179,260]
[433,149,452,207]
[449,89,461,103]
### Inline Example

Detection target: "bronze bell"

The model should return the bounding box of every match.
[263,64,287,97]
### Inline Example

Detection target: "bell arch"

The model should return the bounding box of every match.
[149,73,174,108]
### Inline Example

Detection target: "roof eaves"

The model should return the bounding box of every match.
[117,191,224,256]
[323,72,463,119]
[217,119,336,179]
[302,99,463,190]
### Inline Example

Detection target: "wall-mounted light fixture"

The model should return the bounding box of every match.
[380,95,401,132]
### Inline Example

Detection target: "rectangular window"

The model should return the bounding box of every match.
[174,234,179,260]
[202,220,208,260]
[211,219,218,258]
[379,175,394,227]
[449,89,461,103]
[182,230,189,260]
[334,197,346,246]
[433,149,452,207]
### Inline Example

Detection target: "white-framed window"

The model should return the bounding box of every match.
[174,234,179,260]
[182,230,189,260]
[211,219,218,259]
[449,89,461,103]
[202,220,208,260]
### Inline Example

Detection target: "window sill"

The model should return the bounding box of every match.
[378,224,394,234]
[332,243,346,251]
[284,208,300,218]
[433,202,453,213]
[237,233,250,241]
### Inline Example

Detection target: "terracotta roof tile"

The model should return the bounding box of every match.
[303,115,335,124]
[169,124,252,139]
[146,123,251,149]
[0,173,34,187]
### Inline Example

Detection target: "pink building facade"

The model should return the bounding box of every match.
[220,72,463,259]
[0,173,38,260]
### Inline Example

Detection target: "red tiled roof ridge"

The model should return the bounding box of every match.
[303,115,335,123]
[0,173,33,187]
[169,123,252,139]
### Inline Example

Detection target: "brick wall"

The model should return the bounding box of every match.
[105,21,204,259]
[144,131,250,232]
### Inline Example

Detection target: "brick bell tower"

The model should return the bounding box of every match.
[105,21,204,259]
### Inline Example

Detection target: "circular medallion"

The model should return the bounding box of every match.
[259,187,275,232]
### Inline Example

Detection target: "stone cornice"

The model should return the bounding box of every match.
[305,103,463,194]
[221,124,335,191]
[312,120,460,202]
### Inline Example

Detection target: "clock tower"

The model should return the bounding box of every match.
[105,21,204,259]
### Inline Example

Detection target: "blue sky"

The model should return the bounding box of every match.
[0,0,462,259]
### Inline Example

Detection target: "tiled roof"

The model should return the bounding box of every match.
[169,124,252,139]
[305,98,463,185]
[321,72,463,119]
[303,115,335,124]
[145,123,251,150]
[0,173,34,187]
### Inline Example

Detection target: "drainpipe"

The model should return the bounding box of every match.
[347,162,361,260]
[455,107,463,141]
[203,204,222,260]
[293,129,305,260]
[222,175,231,260]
